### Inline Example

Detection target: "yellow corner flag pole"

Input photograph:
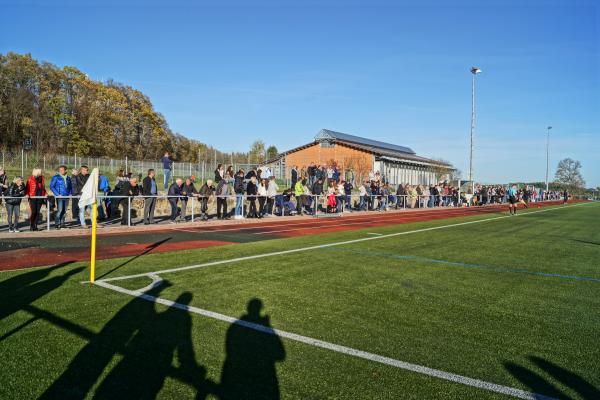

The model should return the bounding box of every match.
[81,167,100,284]
[90,204,98,283]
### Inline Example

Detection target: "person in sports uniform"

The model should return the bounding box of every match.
[507,184,518,215]
[563,189,569,205]
[521,186,530,209]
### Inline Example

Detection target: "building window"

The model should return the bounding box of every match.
[320,141,335,148]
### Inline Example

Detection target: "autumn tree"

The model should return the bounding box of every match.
[0,52,234,162]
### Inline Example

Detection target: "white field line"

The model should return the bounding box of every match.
[94,278,557,400]
[93,203,587,284]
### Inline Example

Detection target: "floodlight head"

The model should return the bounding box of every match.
[471,67,482,74]
[547,126,552,130]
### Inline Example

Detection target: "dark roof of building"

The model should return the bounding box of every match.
[315,129,416,155]
[260,129,450,167]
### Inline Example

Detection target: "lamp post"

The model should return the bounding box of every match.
[545,126,552,192]
[469,67,482,194]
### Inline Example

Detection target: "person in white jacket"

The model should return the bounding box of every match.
[266,176,279,215]
[257,178,268,217]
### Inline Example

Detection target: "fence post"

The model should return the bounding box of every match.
[46,198,51,231]
[191,196,195,222]
[127,197,131,226]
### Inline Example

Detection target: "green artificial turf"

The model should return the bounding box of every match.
[1,202,599,399]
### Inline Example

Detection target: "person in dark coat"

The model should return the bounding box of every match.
[180,178,198,221]
[0,167,8,203]
[142,169,158,225]
[167,178,184,223]
[161,151,173,189]
[214,163,224,184]
[111,177,139,225]
[5,176,26,232]
[246,176,259,218]
[198,179,214,221]
[73,166,90,227]
[233,170,245,218]
[290,165,298,190]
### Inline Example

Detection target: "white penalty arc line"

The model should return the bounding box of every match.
[95,203,588,284]
[93,279,557,400]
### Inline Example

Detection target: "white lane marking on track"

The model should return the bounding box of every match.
[93,203,587,283]
[93,279,558,400]
[169,206,513,235]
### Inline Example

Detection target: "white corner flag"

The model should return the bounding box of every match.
[79,168,99,283]
[78,168,99,209]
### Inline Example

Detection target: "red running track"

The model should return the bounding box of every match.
[0,201,574,271]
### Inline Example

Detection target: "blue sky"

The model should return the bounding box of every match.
[1,0,598,186]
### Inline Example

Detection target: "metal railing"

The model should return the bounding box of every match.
[0,192,565,232]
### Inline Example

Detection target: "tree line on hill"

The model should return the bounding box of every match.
[0,52,278,164]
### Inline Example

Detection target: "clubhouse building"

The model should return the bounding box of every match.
[262,129,451,185]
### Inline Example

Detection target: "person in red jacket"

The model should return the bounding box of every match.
[27,168,47,231]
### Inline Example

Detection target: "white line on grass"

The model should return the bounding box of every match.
[95,203,588,283]
[94,278,558,400]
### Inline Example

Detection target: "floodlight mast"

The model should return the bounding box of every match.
[546,126,552,192]
[469,67,482,194]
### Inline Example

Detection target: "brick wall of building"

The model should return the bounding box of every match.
[284,142,374,181]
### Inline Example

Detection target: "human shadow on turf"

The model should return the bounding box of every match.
[217,298,286,400]
[38,282,208,400]
[94,237,172,280]
[37,284,285,400]
[504,356,600,400]
[0,261,82,342]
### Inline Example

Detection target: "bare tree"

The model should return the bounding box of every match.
[554,158,585,189]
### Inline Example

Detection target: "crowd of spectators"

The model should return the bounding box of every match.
[0,161,570,233]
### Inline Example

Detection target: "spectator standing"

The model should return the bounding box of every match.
[198,179,214,221]
[49,165,72,229]
[234,170,245,219]
[27,168,46,231]
[307,162,316,188]
[257,178,268,217]
[215,177,230,220]
[161,151,173,189]
[267,176,279,215]
[343,180,353,211]
[98,173,110,220]
[214,163,224,183]
[180,177,197,221]
[74,166,91,227]
[142,169,158,225]
[291,165,298,189]
[167,178,183,223]
[0,167,8,204]
[246,176,259,218]
[5,176,26,232]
